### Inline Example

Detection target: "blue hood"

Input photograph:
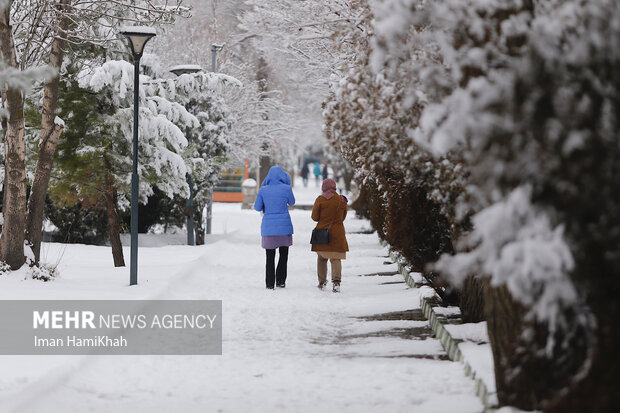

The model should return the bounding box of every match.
[254,165,295,237]
[262,166,291,186]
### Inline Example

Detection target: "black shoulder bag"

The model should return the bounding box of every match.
[310,199,343,245]
[310,227,330,245]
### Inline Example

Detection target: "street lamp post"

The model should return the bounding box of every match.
[119,26,156,286]
[211,44,224,73]
[170,65,203,246]
[206,44,224,235]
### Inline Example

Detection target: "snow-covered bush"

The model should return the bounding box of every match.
[324,0,468,305]
[0,261,12,276]
[365,0,620,410]
[443,3,619,410]
[28,263,59,282]
[326,0,619,410]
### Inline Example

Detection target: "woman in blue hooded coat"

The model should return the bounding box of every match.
[254,166,296,289]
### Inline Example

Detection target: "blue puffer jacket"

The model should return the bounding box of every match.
[254,166,296,236]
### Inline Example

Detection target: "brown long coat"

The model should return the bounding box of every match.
[311,194,349,252]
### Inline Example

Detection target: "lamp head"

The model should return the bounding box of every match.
[170,65,203,77]
[119,26,156,58]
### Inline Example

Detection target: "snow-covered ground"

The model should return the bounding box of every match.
[0,196,482,413]
[445,322,496,396]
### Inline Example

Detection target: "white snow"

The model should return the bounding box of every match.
[118,26,157,35]
[495,407,539,413]
[0,203,483,412]
[409,272,425,284]
[23,242,35,265]
[53,116,65,127]
[436,186,578,335]
[170,64,202,72]
[443,320,496,394]
[459,342,496,393]
[445,322,488,343]
[432,306,461,316]
[119,232,187,247]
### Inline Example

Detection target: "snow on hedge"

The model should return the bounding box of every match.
[366,0,615,333]
[435,186,578,339]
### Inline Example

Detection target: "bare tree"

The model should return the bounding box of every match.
[0,1,28,268]
[156,0,295,168]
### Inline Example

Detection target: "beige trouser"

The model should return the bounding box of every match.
[317,252,345,284]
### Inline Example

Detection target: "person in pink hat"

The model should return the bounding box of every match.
[311,178,349,292]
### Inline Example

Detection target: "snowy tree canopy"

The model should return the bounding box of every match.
[10,0,188,69]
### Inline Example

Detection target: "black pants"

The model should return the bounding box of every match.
[265,247,289,288]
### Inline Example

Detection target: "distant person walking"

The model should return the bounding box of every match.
[322,163,329,180]
[313,162,321,187]
[301,163,309,188]
[311,178,349,292]
[254,166,296,289]
[335,172,346,195]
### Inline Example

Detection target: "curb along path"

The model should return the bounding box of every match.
[387,248,499,411]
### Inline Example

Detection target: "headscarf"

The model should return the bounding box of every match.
[321,179,337,199]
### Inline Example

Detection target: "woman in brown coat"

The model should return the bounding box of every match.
[311,179,349,292]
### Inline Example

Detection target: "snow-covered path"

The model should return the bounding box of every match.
[0,193,482,413]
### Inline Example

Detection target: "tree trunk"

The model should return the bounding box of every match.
[25,0,70,265]
[0,6,27,269]
[25,123,63,263]
[194,204,204,245]
[484,284,588,410]
[459,275,487,322]
[343,164,353,192]
[0,88,27,269]
[256,57,272,187]
[259,153,272,187]
[105,174,125,267]
[484,285,530,406]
